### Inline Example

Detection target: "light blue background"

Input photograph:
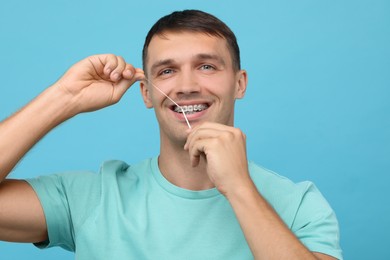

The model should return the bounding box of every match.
[0,0,389,259]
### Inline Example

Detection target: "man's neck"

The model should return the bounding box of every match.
[158,140,215,191]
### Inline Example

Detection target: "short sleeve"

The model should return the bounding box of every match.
[26,171,101,252]
[292,183,343,260]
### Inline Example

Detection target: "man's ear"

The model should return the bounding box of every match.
[140,81,154,108]
[235,69,248,99]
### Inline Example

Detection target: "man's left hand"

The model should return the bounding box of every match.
[184,122,252,197]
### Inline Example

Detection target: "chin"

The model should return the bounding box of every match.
[160,127,188,146]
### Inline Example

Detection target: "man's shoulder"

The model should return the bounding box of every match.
[248,161,320,216]
[26,157,155,191]
[248,161,313,191]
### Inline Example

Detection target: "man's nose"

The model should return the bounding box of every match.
[174,71,201,97]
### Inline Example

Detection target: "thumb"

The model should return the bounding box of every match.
[111,77,136,102]
[111,69,144,102]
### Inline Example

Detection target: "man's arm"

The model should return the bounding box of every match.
[227,180,337,260]
[0,180,47,242]
[185,122,338,260]
[0,54,144,242]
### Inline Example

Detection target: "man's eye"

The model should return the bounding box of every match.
[200,64,215,70]
[160,69,173,75]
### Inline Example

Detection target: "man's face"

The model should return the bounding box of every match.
[141,31,247,145]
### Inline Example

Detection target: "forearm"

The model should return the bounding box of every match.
[228,181,318,260]
[0,84,74,180]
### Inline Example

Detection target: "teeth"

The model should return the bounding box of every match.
[174,104,208,114]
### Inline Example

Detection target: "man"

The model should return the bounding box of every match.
[0,10,342,259]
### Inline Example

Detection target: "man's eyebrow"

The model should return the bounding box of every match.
[150,59,175,74]
[195,53,226,66]
[149,54,226,74]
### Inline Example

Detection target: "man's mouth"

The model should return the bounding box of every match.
[172,104,209,115]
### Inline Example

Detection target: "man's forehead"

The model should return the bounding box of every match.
[145,31,231,70]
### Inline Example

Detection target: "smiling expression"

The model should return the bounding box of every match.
[141,31,247,145]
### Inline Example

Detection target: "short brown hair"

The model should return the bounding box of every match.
[142,10,241,72]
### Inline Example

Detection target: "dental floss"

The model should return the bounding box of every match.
[144,78,192,129]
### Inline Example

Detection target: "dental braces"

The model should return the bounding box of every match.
[143,78,192,129]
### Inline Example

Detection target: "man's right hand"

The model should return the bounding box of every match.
[0,54,143,243]
[56,54,144,116]
[0,54,143,181]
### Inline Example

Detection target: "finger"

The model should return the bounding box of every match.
[184,126,227,150]
[111,69,144,102]
[109,56,127,82]
[187,138,211,167]
[119,68,145,89]
[110,80,132,102]
[185,132,221,168]
[184,126,210,150]
[122,65,145,81]
[133,68,146,81]
[188,138,205,167]
[122,63,136,80]
[102,54,119,77]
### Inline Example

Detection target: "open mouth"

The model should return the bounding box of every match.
[172,104,209,115]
